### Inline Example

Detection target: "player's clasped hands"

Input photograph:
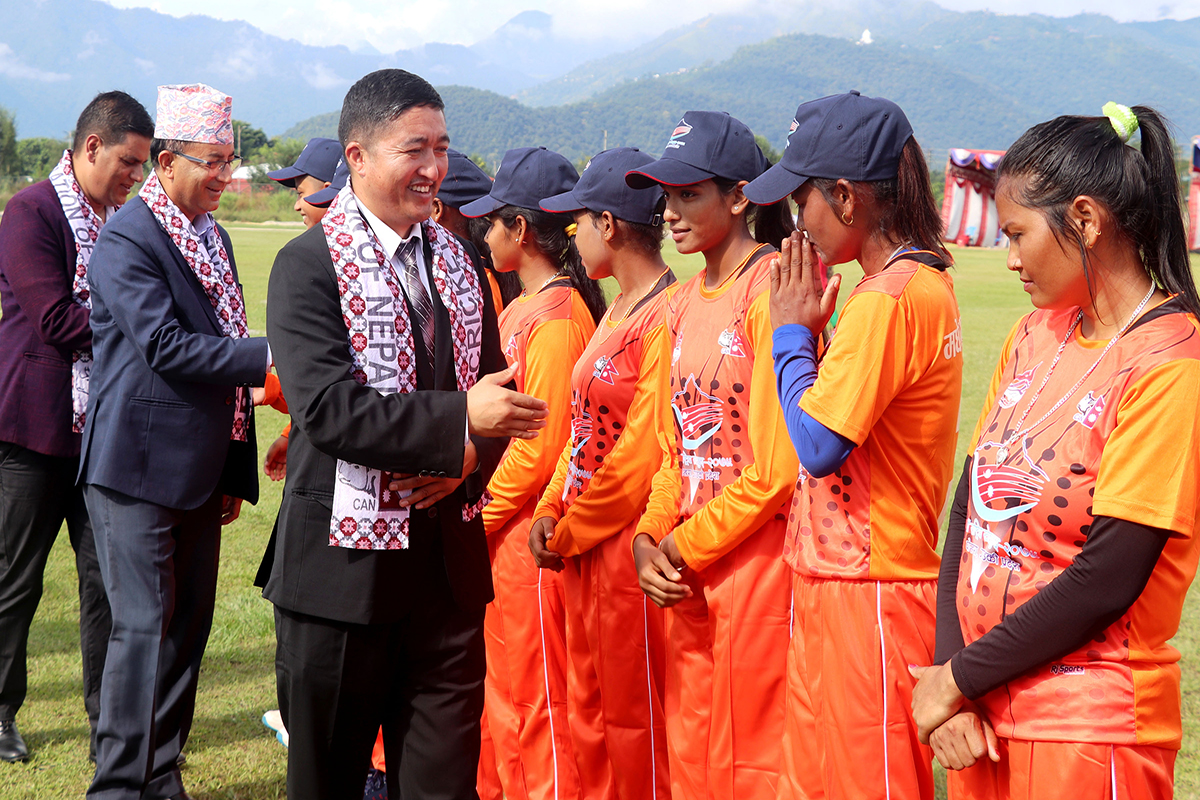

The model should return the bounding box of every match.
[768,230,841,335]
[909,663,1000,770]
[632,532,692,608]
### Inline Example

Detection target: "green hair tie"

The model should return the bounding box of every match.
[1102,102,1138,143]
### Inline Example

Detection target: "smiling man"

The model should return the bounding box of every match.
[79,83,269,800]
[262,68,548,800]
[0,91,152,766]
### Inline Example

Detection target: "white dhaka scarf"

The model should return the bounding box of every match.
[48,150,113,433]
[138,171,251,441]
[324,185,489,550]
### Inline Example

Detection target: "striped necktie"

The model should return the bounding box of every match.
[398,238,436,363]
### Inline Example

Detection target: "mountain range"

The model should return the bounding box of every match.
[4,0,1200,167]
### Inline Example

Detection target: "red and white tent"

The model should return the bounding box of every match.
[941,148,1006,248]
[1188,137,1200,251]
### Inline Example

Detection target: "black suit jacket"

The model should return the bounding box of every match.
[263,222,507,624]
[80,198,268,509]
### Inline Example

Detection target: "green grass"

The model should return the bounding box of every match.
[7,233,1200,798]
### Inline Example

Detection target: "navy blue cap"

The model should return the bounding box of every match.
[267,137,342,187]
[437,149,494,209]
[540,148,663,225]
[304,156,348,208]
[744,91,914,205]
[625,111,768,190]
[459,147,580,218]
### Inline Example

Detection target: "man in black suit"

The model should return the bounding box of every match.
[263,69,548,800]
[81,83,269,800]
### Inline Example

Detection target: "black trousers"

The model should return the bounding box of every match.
[84,484,222,800]
[0,441,110,738]
[274,576,486,800]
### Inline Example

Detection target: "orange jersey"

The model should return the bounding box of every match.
[486,269,505,314]
[961,299,1200,748]
[535,271,678,556]
[637,249,800,570]
[483,280,596,534]
[784,255,963,581]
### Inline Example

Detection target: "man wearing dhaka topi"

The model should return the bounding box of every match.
[79,83,269,800]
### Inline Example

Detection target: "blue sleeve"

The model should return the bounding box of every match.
[772,324,856,478]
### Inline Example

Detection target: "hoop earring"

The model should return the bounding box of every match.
[841,212,854,226]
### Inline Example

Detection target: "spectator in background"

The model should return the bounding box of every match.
[267,136,341,230]
[80,83,269,800]
[0,90,153,765]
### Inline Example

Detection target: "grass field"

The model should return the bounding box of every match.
[6,228,1200,799]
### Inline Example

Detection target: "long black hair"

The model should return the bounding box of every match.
[997,105,1199,316]
[811,137,950,265]
[494,205,608,324]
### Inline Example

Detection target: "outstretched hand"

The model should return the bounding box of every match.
[467,363,549,439]
[769,231,841,334]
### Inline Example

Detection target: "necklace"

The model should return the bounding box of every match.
[522,269,565,298]
[706,243,768,292]
[989,282,1156,463]
[606,268,671,329]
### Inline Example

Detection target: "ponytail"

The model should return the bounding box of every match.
[494,205,608,324]
[998,105,1200,317]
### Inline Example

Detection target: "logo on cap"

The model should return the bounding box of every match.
[666,120,693,151]
[785,118,799,150]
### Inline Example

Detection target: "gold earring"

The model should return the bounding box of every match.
[841,212,854,226]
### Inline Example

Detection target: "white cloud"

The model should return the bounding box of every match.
[77,30,104,60]
[0,43,70,81]
[305,63,350,90]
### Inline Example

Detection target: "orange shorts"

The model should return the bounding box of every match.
[481,506,579,800]
[948,739,1175,800]
[780,574,937,800]
[665,517,792,800]
[562,524,670,800]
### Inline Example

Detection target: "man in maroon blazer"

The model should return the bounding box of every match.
[0,91,153,764]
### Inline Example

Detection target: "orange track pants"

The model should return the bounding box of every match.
[665,517,792,800]
[562,526,670,800]
[481,506,579,800]
[780,575,937,800]
[948,739,1175,800]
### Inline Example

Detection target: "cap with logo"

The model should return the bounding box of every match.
[540,147,663,225]
[625,111,769,190]
[459,147,579,218]
[304,157,349,208]
[267,137,342,187]
[744,91,914,205]
[437,149,494,209]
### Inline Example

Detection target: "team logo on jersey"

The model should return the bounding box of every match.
[504,333,519,360]
[1072,391,1106,429]
[965,447,1047,590]
[673,375,723,451]
[593,355,619,385]
[570,413,593,457]
[998,364,1040,409]
[672,336,682,365]
[718,328,748,358]
[665,119,692,150]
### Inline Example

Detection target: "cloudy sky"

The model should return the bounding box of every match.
[100,0,1200,52]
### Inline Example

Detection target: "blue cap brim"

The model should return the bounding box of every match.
[304,186,338,208]
[539,189,585,214]
[267,165,305,186]
[743,162,809,205]
[458,194,507,219]
[625,159,717,190]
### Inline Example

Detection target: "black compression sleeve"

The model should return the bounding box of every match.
[949,515,1169,700]
[934,456,972,665]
